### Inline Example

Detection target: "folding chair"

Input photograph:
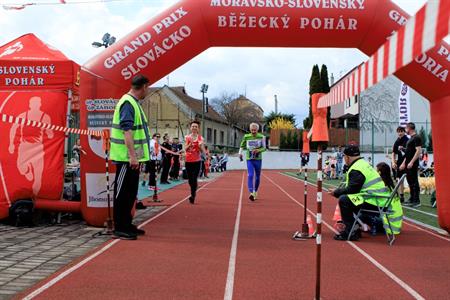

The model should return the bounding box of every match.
[347,174,407,246]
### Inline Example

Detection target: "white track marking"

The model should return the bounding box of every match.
[283,172,449,240]
[23,179,218,300]
[265,174,426,300]
[224,172,245,300]
[402,206,437,217]
[403,218,450,242]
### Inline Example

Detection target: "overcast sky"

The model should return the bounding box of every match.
[0,0,428,125]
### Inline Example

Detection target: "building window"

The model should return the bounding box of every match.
[214,129,217,145]
[354,95,358,104]
[220,131,225,144]
[207,128,212,143]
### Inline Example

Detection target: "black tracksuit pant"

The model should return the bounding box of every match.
[338,195,379,232]
[406,166,420,203]
[186,161,201,198]
[148,160,157,187]
[113,163,139,232]
[170,157,180,179]
[160,155,171,183]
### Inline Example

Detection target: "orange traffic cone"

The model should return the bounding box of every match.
[333,203,346,232]
[333,203,342,222]
[307,215,316,236]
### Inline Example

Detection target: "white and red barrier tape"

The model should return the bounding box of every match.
[1,113,103,137]
[318,0,450,108]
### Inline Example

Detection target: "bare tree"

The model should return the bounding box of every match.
[360,76,398,133]
[211,92,262,129]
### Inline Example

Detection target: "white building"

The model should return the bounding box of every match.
[330,74,431,152]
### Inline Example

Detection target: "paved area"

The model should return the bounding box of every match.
[0,206,164,300]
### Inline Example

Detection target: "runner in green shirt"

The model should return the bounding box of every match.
[239,123,266,201]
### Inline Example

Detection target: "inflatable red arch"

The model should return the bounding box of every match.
[80,0,450,231]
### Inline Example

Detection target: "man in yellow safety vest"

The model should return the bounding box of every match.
[110,75,150,240]
[329,145,391,241]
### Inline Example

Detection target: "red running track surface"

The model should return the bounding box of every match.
[17,171,450,300]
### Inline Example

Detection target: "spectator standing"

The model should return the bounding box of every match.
[400,122,422,207]
[391,126,409,203]
[160,135,172,184]
[220,151,229,171]
[72,138,87,162]
[204,145,211,178]
[148,133,162,191]
[169,137,182,180]
[335,146,344,179]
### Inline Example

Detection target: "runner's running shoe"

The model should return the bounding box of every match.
[249,193,255,201]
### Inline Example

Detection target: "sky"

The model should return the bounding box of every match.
[0,0,429,125]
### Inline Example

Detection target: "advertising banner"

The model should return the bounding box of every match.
[398,82,410,127]
[82,98,116,208]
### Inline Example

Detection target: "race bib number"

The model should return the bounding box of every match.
[247,139,262,151]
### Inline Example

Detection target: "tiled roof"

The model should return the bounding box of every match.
[232,95,264,113]
[167,86,227,124]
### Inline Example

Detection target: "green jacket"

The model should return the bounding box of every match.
[346,159,403,234]
[110,94,150,162]
[239,133,266,160]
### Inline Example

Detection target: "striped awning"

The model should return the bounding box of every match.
[318,0,450,108]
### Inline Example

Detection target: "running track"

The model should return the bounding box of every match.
[17,171,450,300]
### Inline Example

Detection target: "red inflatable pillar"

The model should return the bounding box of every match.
[430,96,450,233]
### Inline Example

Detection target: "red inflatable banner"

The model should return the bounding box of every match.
[0,91,66,219]
[302,131,310,154]
[311,93,329,142]
[80,0,450,231]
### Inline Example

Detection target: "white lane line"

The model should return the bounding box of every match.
[402,206,437,217]
[224,172,245,300]
[23,179,218,300]
[264,174,426,300]
[282,172,449,240]
[403,217,450,241]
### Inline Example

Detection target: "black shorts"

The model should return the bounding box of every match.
[144,161,151,173]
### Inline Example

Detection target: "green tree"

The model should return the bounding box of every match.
[280,132,287,149]
[264,111,296,132]
[292,130,299,150]
[427,130,433,152]
[419,127,428,149]
[286,130,293,149]
[320,64,331,126]
[303,65,321,130]
[310,64,322,94]
[303,117,311,130]
[301,64,330,150]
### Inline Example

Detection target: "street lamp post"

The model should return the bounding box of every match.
[92,33,116,49]
[201,84,208,138]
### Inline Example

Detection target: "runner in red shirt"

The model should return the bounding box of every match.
[184,120,205,204]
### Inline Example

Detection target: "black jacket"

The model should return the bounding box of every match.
[333,158,366,198]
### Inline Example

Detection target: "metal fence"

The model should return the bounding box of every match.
[359,120,432,153]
